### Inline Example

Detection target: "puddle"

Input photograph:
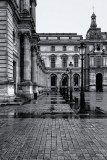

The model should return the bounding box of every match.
[1,95,107,119]
[51,101,57,104]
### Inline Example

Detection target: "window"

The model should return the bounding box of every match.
[74,55,78,67]
[37,46,40,51]
[62,57,67,68]
[96,56,101,67]
[63,45,66,51]
[96,44,100,51]
[51,55,56,68]
[75,45,78,51]
[51,74,57,86]
[90,56,95,67]
[51,46,55,51]
[106,45,107,51]
[13,31,16,44]
[103,56,107,66]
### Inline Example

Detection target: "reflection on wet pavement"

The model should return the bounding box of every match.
[0,92,107,119]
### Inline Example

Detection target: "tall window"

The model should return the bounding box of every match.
[74,45,78,51]
[90,56,95,67]
[62,57,67,68]
[103,56,107,66]
[51,55,56,68]
[106,45,107,51]
[96,56,101,67]
[74,74,80,86]
[74,55,79,67]
[51,74,57,86]
[51,46,55,51]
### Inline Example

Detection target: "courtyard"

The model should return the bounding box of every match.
[0,92,107,159]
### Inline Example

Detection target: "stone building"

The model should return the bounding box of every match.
[0,0,107,102]
[38,33,83,92]
[0,0,47,101]
[38,13,107,92]
[85,13,107,91]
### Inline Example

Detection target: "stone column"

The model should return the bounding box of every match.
[31,45,37,93]
[23,0,30,13]
[17,32,21,84]
[23,32,31,81]
[22,31,33,99]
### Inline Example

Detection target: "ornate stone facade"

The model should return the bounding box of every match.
[85,13,107,91]
[0,0,107,100]
[38,33,83,92]
[38,13,107,92]
[0,0,47,101]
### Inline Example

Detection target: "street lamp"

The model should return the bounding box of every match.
[79,42,86,113]
[67,61,73,106]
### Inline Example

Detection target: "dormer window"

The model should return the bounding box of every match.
[51,46,55,51]
[75,45,78,51]
[97,44,100,51]
[63,45,66,51]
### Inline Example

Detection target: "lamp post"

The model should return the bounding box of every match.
[79,42,86,113]
[67,62,73,106]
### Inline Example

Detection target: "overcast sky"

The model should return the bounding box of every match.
[36,0,107,38]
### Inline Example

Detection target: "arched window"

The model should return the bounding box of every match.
[51,74,57,86]
[74,74,80,86]
[61,74,68,86]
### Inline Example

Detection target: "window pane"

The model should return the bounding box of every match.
[51,57,55,68]
[62,57,67,68]
[96,56,101,67]
[74,56,78,67]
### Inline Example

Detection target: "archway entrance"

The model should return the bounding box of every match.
[96,73,103,92]
[51,74,57,92]
[60,74,68,97]
[73,74,80,91]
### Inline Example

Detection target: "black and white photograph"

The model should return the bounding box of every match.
[0,0,107,159]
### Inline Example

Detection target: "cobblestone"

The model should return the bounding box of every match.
[0,93,107,159]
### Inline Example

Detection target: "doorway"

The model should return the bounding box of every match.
[51,74,57,91]
[96,73,103,92]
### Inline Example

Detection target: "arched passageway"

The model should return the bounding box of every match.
[60,74,68,96]
[96,73,103,92]
[73,74,80,91]
[50,74,57,91]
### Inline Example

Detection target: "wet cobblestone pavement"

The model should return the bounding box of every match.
[73,92,107,112]
[0,93,107,159]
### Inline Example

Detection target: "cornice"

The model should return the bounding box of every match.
[38,40,81,45]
